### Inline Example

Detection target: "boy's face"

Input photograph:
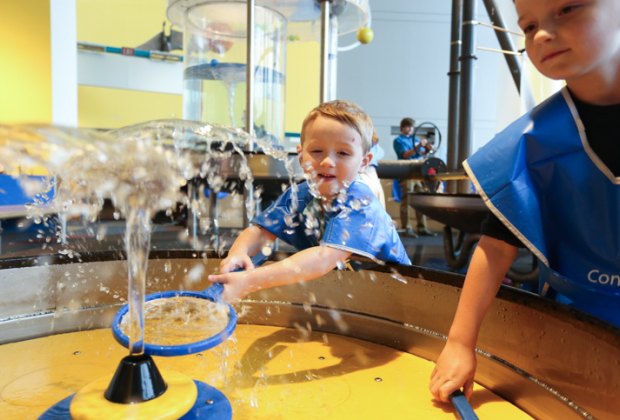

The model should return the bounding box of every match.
[401,125,414,136]
[516,0,620,86]
[298,115,371,199]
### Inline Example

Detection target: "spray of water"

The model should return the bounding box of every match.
[0,121,279,354]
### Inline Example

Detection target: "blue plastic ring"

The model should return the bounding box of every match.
[111,289,237,357]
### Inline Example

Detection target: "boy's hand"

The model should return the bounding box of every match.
[207,271,252,302]
[429,340,476,402]
[219,253,255,274]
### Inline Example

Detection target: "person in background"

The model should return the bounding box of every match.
[430,0,620,403]
[209,100,411,302]
[360,129,386,207]
[393,117,434,236]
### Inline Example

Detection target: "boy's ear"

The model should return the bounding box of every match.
[360,151,372,172]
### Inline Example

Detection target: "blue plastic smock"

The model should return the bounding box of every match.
[464,87,620,327]
[253,180,411,265]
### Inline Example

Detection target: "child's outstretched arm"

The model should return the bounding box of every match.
[220,225,276,273]
[429,235,517,402]
[208,245,352,302]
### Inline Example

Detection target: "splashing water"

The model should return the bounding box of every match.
[0,120,298,354]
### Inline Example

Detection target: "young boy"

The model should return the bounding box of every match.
[430,0,620,403]
[208,100,411,302]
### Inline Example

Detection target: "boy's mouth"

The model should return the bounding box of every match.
[318,173,336,181]
[541,48,570,63]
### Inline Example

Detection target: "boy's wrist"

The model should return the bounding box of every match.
[446,327,478,349]
[227,245,249,258]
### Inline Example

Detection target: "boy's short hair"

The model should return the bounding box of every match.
[400,117,415,130]
[301,100,373,153]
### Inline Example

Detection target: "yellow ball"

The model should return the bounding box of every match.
[357,27,374,44]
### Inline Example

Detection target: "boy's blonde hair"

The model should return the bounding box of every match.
[300,100,373,153]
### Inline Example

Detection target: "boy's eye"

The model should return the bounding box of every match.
[338,151,351,157]
[557,4,581,17]
[519,19,536,34]
[521,23,535,34]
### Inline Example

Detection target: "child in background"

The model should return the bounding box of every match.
[430,0,620,402]
[209,100,411,302]
[393,117,432,236]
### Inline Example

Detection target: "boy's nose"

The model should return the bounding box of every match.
[533,25,556,44]
[320,155,335,167]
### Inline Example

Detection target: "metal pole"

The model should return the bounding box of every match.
[245,0,256,149]
[244,0,256,227]
[319,0,332,104]
[446,0,462,194]
[481,0,521,92]
[457,0,476,194]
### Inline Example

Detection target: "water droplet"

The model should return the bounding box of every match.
[261,245,273,256]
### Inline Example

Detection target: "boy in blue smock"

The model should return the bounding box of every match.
[430,0,620,403]
[208,100,411,302]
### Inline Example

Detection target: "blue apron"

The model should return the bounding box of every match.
[253,180,411,265]
[464,87,620,327]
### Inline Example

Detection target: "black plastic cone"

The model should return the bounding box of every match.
[104,354,167,403]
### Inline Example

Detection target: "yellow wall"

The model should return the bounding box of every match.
[78,86,183,128]
[76,0,179,128]
[76,0,169,48]
[285,42,319,133]
[0,0,52,124]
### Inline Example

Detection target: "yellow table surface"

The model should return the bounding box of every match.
[0,325,531,419]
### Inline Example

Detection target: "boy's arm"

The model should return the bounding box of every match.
[220,225,276,273]
[209,245,352,302]
[429,235,518,402]
[394,138,416,160]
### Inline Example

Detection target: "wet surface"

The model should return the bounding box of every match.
[0,326,530,419]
